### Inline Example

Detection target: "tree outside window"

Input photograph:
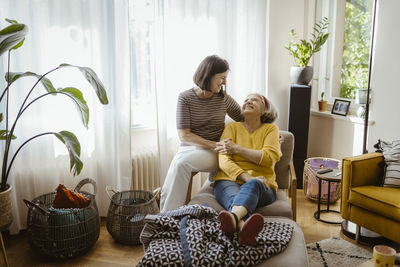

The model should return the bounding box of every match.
[340,0,373,99]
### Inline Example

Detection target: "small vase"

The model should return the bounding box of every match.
[318,101,327,112]
[0,184,13,230]
[290,66,313,85]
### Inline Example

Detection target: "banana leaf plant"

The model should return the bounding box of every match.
[0,19,109,192]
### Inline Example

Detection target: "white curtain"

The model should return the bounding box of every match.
[148,0,268,183]
[0,0,131,234]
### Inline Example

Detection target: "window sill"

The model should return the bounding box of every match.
[310,109,375,126]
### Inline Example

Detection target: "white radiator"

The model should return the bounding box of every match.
[131,148,160,191]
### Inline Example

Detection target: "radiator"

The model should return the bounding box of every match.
[131,148,160,191]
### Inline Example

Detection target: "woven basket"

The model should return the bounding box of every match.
[24,178,100,259]
[303,157,342,203]
[105,187,160,245]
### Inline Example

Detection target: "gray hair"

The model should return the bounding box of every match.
[244,93,278,123]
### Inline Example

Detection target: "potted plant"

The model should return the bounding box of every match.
[0,19,108,230]
[285,17,330,85]
[318,92,327,112]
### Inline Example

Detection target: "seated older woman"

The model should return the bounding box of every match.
[213,93,281,246]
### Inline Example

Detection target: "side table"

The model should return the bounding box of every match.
[313,169,342,224]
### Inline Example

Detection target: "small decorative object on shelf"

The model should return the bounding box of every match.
[105,187,160,245]
[318,92,327,112]
[331,99,351,116]
[355,88,370,118]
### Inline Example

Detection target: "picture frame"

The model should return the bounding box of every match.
[331,99,351,116]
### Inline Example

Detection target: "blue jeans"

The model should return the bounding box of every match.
[214,179,276,215]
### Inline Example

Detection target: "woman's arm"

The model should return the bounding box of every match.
[177,129,216,149]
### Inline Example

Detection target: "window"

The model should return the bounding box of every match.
[314,0,374,105]
[128,0,157,129]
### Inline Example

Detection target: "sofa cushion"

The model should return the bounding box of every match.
[349,185,400,221]
[189,180,293,219]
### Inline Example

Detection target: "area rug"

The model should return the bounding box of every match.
[307,236,372,267]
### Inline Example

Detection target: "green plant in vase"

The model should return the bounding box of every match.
[285,17,330,85]
[0,18,108,228]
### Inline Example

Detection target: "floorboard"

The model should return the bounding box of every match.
[2,189,397,266]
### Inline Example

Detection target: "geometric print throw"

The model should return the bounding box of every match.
[376,139,400,188]
[138,204,294,266]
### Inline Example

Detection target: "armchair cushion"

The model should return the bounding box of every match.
[349,185,400,221]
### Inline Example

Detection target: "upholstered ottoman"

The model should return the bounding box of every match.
[189,181,309,267]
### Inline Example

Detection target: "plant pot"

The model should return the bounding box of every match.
[0,184,13,230]
[318,101,327,112]
[290,66,313,85]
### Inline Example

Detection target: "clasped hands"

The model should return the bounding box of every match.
[215,138,237,154]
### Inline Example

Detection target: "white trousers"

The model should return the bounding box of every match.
[160,145,218,212]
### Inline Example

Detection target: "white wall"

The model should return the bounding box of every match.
[266,0,314,130]
[368,0,400,149]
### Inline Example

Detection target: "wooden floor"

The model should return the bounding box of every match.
[0,189,387,266]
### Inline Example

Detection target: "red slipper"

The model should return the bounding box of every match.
[239,213,264,246]
[218,210,238,235]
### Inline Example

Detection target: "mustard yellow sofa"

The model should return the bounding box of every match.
[341,152,400,243]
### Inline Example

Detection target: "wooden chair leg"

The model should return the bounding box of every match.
[185,172,198,204]
[289,161,297,221]
[0,232,9,267]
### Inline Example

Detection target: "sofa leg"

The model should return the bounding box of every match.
[355,224,361,243]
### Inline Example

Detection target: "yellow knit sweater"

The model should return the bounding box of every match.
[213,122,282,192]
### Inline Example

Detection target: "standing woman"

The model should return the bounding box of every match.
[214,93,281,246]
[160,55,242,212]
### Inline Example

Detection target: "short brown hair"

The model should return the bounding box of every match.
[193,55,229,91]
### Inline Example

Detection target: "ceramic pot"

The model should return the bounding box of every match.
[318,101,327,112]
[290,66,313,85]
[0,184,13,230]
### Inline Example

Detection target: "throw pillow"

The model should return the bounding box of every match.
[53,184,91,208]
[375,139,400,188]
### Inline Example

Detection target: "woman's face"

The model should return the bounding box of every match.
[209,71,228,93]
[242,94,265,116]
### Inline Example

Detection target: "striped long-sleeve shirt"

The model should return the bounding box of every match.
[176,88,242,142]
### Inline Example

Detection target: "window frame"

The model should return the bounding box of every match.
[312,0,372,115]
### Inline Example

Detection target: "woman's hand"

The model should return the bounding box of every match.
[215,138,239,154]
[254,176,270,190]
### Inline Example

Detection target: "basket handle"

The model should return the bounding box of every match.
[23,199,49,215]
[151,187,161,202]
[105,186,119,199]
[74,178,97,196]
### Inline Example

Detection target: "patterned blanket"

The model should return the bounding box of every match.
[138,204,293,266]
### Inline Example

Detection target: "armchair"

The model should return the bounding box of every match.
[186,130,297,221]
[341,152,400,243]
[185,130,309,267]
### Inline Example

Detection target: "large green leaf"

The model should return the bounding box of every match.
[0,23,28,56]
[54,131,83,176]
[59,63,109,104]
[58,87,89,128]
[5,72,56,93]
[0,130,16,140]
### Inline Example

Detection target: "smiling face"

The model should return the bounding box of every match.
[242,94,266,117]
[209,71,228,93]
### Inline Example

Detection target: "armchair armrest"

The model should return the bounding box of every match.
[341,152,384,219]
[342,152,384,188]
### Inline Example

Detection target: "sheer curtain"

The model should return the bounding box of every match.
[149,0,268,183]
[0,0,131,234]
